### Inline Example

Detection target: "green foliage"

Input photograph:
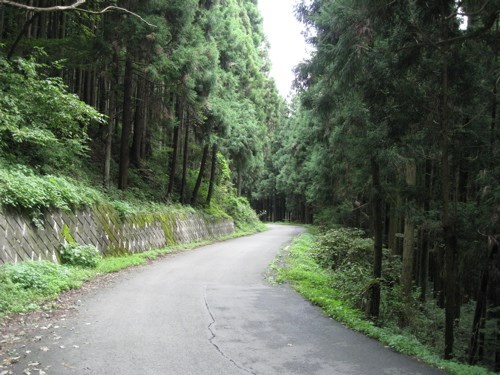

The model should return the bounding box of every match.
[2,261,74,294]
[314,227,372,270]
[278,229,496,375]
[219,194,263,231]
[0,163,103,222]
[313,227,402,312]
[59,243,101,268]
[0,53,105,170]
[0,260,93,316]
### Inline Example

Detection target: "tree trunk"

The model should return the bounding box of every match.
[490,39,498,165]
[167,98,181,199]
[118,56,134,190]
[237,168,242,196]
[131,76,147,167]
[369,157,383,320]
[7,12,39,59]
[103,79,116,189]
[441,39,458,360]
[469,236,499,364]
[180,113,190,204]
[191,143,209,205]
[388,195,402,256]
[419,158,432,302]
[402,160,417,301]
[0,6,5,38]
[206,144,218,205]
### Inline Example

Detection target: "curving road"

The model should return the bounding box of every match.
[4,225,445,374]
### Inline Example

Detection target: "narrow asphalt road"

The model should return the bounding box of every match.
[3,225,445,374]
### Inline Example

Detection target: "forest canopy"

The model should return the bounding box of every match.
[0,0,499,372]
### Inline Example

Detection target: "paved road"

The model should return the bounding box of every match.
[4,225,445,374]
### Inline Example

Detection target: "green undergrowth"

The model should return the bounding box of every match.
[0,227,265,321]
[277,231,494,375]
[0,162,256,229]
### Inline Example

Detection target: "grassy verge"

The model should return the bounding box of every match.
[0,227,265,321]
[277,231,494,375]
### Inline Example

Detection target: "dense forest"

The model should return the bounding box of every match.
[256,0,499,371]
[0,0,499,373]
[0,0,284,228]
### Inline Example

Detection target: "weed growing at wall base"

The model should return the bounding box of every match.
[59,243,101,268]
[0,227,264,320]
[0,261,93,315]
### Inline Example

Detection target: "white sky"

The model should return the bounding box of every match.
[258,0,309,98]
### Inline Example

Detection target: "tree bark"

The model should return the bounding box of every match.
[180,113,190,204]
[131,75,146,167]
[441,37,458,360]
[369,157,383,320]
[206,144,218,205]
[118,55,134,190]
[103,80,116,189]
[191,143,209,205]
[237,168,242,196]
[7,12,39,59]
[402,160,417,301]
[388,194,402,256]
[167,98,181,199]
[469,236,499,364]
[419,158,432,302]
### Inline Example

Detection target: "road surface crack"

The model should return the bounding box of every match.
[204,287,257,375]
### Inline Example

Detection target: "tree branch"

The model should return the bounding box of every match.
[0,0,87,12]
[445,0,492,20]
[79,6,156,28]
[0,0,156,28]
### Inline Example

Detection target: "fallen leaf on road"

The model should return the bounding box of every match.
[3,357,20,364]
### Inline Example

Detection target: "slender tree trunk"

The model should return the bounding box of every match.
[469,236,499,364]
[7,12,39,59]
[206,144,218,205]
[237,168,242,196]
[104,51,119,189]
[39,10,47,38]
[118,56,134,190]
[369,157,383,319]
[103,79,116,189]
[191,143,209,205]
[388,195,402,256]
[402,160,417,301]
[490,33,498,166]
[0,6,5,38]
[141,87,149,161]
[180,113,190,204]
[131,76,146,167]
[441,39,458,360]
[420,159,432,301]
[495,318,500,373]
[167,98,181,198]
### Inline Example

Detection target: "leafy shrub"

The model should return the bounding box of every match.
[220,195,261,230]
[313,227,373,270]
[1,261,76,295]
[59,243,101,268]
[0,54,104,169]
[0,164,103,223]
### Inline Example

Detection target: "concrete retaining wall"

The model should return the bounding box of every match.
[0,205,235,264]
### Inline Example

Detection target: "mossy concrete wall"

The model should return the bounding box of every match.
[0,206,235,264]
